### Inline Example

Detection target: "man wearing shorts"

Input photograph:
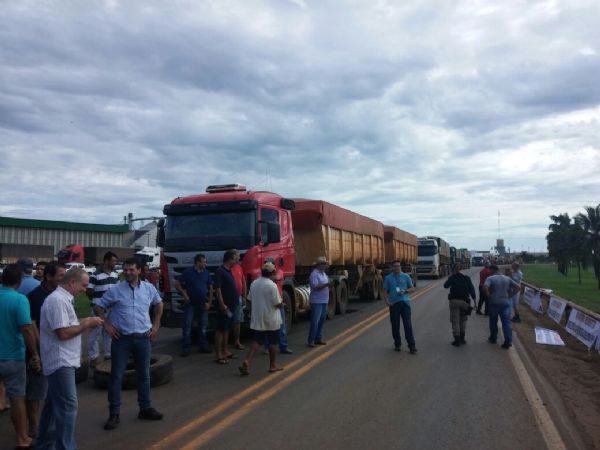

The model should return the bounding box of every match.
[0,264,41,449]
[213,250,239,364]
[239,262,283,375]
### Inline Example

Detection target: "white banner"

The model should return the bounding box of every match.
[523,287,535,306]
[565,309,600,349]
[535,327,565,346]
[547,296,567,324]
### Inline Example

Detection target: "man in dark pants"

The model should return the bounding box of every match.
[382,260,417,354]
[443,264,476,346]
[93,258,164,430]
[213,250,240,364]
[476,261,492,315]
[483,265,521,349]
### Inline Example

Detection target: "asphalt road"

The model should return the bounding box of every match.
[0,270,580,449]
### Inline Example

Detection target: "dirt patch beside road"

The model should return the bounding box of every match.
[515,306,600,449]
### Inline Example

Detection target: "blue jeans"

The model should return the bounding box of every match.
[264,308,288,351]
[488,303,512,343]
[109,335,152,416]
[308,303,328,344]
[389,301,416,349]
[36,367,78,450]
[182,304,209,351]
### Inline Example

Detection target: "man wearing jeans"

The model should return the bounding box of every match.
[175,253,213,356]
[37,268,103,450]
[483,265,520,349]
[93,258,164,431]
[383,260,417,354]
[307,257,331,347]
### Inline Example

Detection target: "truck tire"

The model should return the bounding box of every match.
[327,288,336,319]
[282,290,294,334]
[361,279,378,301]
[93,354,174,390]
[336,282,348,314]
[75,359,89,384]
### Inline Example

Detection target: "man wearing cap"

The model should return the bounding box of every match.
[238,262,283,375]
[383,260,417,353]
[307,257,332,348]
[16,258,40,296]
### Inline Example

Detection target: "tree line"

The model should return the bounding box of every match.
[546,204,600,289]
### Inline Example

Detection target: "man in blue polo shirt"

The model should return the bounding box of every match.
[175,253,213,356]
[383,260,417,354]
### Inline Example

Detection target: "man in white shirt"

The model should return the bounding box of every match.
[238,262,283,375]
[36,268,103,450]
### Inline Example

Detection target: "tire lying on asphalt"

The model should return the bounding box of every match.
[93,354,174,390]
[75,359,89,384]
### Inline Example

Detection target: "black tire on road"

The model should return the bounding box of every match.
[336,282,348,314]
[75,359,89,384]
[327,288,336,319]
[93,354,174,390]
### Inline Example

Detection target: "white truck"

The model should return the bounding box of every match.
[135,247,161,270]
[417,236,451,278]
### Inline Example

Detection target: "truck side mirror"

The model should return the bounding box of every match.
[156,219,165,247]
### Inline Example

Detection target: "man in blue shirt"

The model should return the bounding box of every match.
[307,257,331,347]
[93,258,164,431]
[0,264,40,449]
[175,253,213,356]
[16,258,40,296]
[383,260,417,354]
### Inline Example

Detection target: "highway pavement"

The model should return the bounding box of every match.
[0,269,584,449]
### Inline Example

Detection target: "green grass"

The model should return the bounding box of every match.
[74,293,91,319]
[522,264,600,313]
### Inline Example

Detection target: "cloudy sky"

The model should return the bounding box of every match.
[1,0,599,252]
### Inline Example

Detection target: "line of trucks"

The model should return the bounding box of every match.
[56,245,161,270]
[156,184,470,332]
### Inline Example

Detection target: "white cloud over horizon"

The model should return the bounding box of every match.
[1,0,599,252]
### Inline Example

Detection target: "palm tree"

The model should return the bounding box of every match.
[547,213,572,275]
[575,204,600,290]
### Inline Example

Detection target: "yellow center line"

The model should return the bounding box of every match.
[151,281,440,450]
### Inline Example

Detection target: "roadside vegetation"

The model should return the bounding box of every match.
[522,264,599,313]
[74,293,91,318]
[546,203,600,289]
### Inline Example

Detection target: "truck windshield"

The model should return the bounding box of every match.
[164,211,256,252]
[418,245,437,256]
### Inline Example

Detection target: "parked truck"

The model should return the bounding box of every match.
[157,184,397,332]
[57,245,136,266]
[459,248,471,268]
[0,243,54,264]
[135,247,161,270]
[383,226,418,285]
[417,236,451,278]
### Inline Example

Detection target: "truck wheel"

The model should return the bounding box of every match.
[282,290,294,334]
[93,354,174,390]
[336,282,348,314]
[327,288,336,319]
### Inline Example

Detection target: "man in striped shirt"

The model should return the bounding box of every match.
[87,252,119,368]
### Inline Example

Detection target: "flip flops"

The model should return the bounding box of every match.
[214,358,229,365]
[226,353,238,359]
[238,361,250,375]
[268,367,284,373]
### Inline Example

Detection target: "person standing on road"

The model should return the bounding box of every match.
[37,268,103,450]
[476,261,492,315]
[0,264,41,450]
[87,251,119,369]
[483,265,521,349]
[443,264,476,346]
[382,260,417,354]
[34,261,47,282]
[307,257,331,348]
[510,262,523,323]
[262,258,293,355]
[230,249,247,351]
[16,258,40,296]
[93,258,164,431]
[175,253,213,356]
[239,262,284,375]
[26,262,66,439]
[213,250,240,364]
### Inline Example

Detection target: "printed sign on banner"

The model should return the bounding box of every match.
[597,332,600,354]
[535,327,566,346]
[547,296,567,324]
[523,287,535,306]
[530,291,544,313]
[566,309,600,349]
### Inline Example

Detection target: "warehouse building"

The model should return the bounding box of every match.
[0,216,129,262]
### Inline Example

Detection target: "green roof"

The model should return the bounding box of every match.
[0,216,129,233]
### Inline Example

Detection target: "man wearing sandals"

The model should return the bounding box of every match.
[213,250,240,364]
[239,261,283,375]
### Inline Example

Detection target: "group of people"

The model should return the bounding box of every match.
[0,255,164,449]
